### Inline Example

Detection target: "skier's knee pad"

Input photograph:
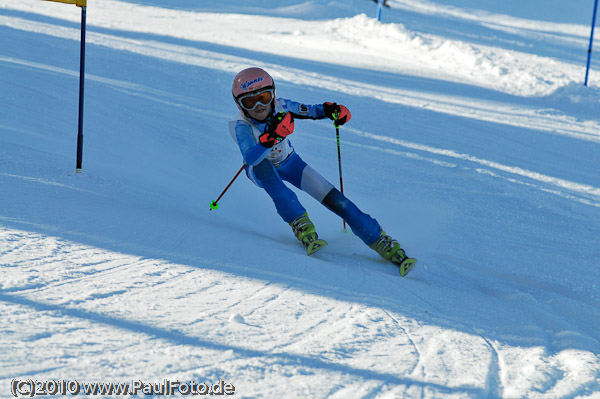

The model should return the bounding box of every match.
[322,188,350,213]
[322,188,381,245]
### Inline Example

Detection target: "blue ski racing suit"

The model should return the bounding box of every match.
[229,97,381,246]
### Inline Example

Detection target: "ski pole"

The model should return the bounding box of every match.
[333,114,347,231]
[585,0,599,86]
[210,163,246,210]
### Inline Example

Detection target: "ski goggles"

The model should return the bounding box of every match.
[237,88,274,111]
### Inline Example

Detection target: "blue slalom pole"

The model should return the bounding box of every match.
[376,0,383,21]
[76,5,86,172]
[585,0,599,86]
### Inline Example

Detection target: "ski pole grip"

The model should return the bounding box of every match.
[332,111,340,128]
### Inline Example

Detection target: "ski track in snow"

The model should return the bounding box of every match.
[2,224,599,397]
[1,0,600,397]
[0,228,494,397]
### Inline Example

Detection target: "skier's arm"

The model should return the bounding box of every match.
[280,99,351,125]
[233,120,270,166]
[280,98,326,120]
[233,112,295,165]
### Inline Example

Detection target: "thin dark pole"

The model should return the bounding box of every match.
[210,163,246,210]
[76,6,86,172]
[585,0,599,86]
[335,125,347,231]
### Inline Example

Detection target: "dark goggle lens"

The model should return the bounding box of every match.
[240,90,273,110]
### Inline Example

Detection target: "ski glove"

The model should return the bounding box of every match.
[259,111,295,148]
[323,102,352,126]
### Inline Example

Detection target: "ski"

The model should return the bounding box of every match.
[304,238,328,255]
[397,257,417,277]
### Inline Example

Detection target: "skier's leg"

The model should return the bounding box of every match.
[271,154,325,249]
[277,153,381,246]
[276,153,415,271]
[322,187,415,272]
[321,187,382,245]
[277,153,416,270]
[249,159,305,223]
[277,152,333,201]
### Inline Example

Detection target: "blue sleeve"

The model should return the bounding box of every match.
[279,99,325,119]
[234,120,269,166]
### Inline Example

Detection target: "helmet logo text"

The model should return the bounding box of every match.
[240,77,264,91]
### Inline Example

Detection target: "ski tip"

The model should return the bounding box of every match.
[399,258,417,277]
[306,239,328,255]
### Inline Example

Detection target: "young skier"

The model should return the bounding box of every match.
[229,67,416,276]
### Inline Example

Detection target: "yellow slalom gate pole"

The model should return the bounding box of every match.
[43,0,86,7]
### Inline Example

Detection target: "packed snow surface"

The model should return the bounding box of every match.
[1,0,599,397]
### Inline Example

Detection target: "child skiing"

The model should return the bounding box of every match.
[228,67,416,276]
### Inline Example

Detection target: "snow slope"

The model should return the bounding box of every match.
[1,0,599,397]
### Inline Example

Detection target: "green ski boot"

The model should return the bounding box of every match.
[289,212,328,255]
[370,230,417,277]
